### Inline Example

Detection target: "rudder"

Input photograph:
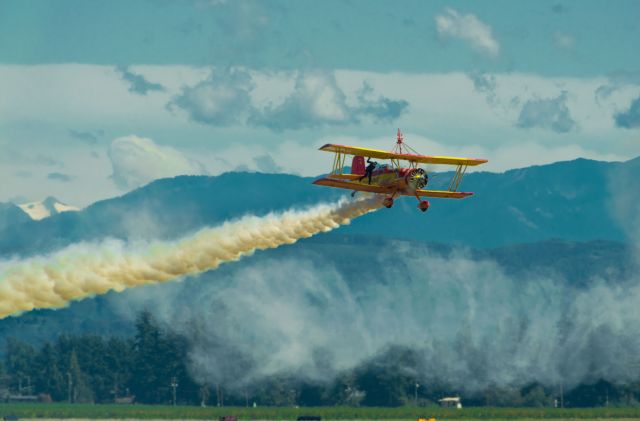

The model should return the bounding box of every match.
[351,156,365,175]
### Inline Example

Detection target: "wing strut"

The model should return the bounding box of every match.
[331,150,347,175]
[448,164,468,192]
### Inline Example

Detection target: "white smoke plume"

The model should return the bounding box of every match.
[114,248,640,394]
[0,197,381,319]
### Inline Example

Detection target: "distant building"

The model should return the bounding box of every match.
[114,396,135,404]
[6,394,38,403]
[438,397,462,409]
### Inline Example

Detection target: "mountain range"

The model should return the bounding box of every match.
[0,202,31,232]
[0,156,637,257]
[0,196,78,231]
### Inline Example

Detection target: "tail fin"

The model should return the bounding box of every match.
[351,156,365,175]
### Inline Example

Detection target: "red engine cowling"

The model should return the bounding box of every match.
[418,200,430,212]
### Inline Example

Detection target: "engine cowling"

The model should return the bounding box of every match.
[418,200,430,212]
[406,168,428,191]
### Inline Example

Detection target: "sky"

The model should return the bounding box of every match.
[0,0,639,206]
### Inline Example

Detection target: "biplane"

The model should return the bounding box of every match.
[313,129,488,212]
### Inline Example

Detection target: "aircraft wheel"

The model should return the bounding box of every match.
[383,197,394,208]
[418,200,430,212]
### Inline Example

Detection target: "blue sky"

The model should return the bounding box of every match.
[2,0,639,74]
[0,0,639,205]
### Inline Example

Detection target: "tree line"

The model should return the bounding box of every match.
[2,311,640,407]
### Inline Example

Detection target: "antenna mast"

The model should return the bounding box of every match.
[391,128,419,155]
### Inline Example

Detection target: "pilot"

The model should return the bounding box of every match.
[359,157,377,184]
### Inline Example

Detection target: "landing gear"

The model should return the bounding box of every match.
[383,197,394,208]
[418,200,430,212]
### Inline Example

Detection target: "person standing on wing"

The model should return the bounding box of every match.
[359,157,377,184]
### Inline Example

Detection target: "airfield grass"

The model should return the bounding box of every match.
[3,405,640,420]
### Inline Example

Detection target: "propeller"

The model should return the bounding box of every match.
[408,168,428,190]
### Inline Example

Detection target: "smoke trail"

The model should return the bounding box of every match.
[0,197,381,319]
[114,245,640,394]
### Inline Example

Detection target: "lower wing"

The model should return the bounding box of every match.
[313,178,394,194]
[414,189,474,199]
[313,178,473,199]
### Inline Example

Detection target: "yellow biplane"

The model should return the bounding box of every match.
[313,129,488,212]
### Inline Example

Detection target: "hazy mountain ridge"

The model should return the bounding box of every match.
[0,202,31,232]
[0,156,637,256]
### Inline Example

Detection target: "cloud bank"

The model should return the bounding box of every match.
[169,69,408,131]
[253,153,282,173]
[168,68,254,126]
[108,135,207,190]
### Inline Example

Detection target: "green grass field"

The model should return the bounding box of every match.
[2,404,640,420]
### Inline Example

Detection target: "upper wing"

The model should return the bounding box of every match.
[414,189,474,199]
[319,144,488,167]
[313,178,395,194]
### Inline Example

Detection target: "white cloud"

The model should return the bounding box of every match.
[168,68,255,126]
[554,32,575,49]
[108,135,207,190]
[250,71,351,130]
[485,141,625,172]
[435,8,500,57]
[253,153,282,173]
[594,72,640,105]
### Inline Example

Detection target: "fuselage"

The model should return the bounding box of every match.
[363,164,428,195]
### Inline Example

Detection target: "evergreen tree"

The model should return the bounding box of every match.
[69,349,94,403]
[104,336,135,401]
[35,342,65,401]
[163,331,199,404]
[4,338,37,393]
[131,310,169,403]
[72,335,110,402]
